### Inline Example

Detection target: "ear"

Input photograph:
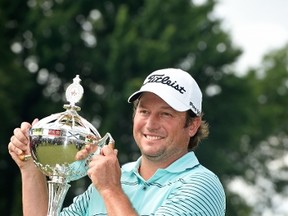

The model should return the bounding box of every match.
[188,117,201,137]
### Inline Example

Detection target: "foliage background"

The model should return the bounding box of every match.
[1,0,288,215]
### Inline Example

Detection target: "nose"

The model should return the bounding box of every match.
[145,114,160,131]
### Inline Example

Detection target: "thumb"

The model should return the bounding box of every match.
[20,118,38,138]
[32,118,39,126]
[20,122,32,138]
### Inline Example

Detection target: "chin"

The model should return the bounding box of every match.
[142,148,163,158]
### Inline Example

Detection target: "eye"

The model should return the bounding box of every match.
[138,109,149,115]
[161,112,173,117]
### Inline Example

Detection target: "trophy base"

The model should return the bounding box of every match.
[47,177,71,216]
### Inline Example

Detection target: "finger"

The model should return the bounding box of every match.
[12,128,29,147]
[101,145,115,156]
[20,122,32,131]
[8,140,31,162]
[18,154,32,161]
[87,144,98,153]
[20,122,33,139]
[9,146,33,165]
[114,149,118,155]
[107,143,118,156]
[10,132,28,152]
[8,141,23,155]
[75,152,86,161]
[108,142,115,149]
[32,118,39,126]
[9,150,23,163]
[75,148,89,160]
[75,144,98,160]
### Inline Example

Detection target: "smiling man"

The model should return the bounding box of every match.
[8,68,226,216]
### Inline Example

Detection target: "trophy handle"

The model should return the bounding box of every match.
[94,132,115,154]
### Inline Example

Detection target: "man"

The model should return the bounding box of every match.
[8,68,226,215]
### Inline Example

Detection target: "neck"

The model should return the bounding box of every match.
[138,159,160,180]
[138,154,181,180]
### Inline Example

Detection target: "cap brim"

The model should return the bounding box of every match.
[128,89,189,112]
[127,91,142,103]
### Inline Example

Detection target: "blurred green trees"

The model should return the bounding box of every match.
[1,0,287,215]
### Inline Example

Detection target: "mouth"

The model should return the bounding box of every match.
[144,134,163,140]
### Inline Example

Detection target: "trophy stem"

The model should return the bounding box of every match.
[47,176,71,216]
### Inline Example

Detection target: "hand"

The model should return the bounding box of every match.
[75,134,115,161]
[8,119,38,169]
[87,144,120,193]
[75,143,98,161]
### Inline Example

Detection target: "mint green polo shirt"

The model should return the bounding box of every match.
[61,152,226,215]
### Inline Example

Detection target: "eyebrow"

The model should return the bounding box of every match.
[138,101,175,111]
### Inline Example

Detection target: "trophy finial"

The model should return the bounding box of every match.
[65,75,84,106]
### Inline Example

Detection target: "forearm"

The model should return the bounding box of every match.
[101,188,138,216]
[21,168,48,216]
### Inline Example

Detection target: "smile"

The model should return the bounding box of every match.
[145,135,162,140]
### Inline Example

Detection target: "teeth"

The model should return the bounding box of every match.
[146,135,161,140]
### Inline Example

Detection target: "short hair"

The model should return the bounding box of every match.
[185,110,209,151]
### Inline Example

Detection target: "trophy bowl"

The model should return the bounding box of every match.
[28,75,114,216]
[29,106,104,182]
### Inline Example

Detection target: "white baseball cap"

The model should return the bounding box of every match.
[128,68,202,116]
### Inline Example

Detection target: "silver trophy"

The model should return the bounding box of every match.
[28,75,114,216]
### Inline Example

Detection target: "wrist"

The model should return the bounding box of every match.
[100,186,123,198]
[100,187,138,216]
[20,163,44,178]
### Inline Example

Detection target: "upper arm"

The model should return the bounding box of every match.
[155,173,226,216]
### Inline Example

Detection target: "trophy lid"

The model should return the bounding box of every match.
[30,75,100,137]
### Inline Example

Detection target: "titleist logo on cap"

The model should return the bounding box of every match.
[143,74,186,94]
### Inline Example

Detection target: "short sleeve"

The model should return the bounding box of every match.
[60,184,94,216]
[154,172,226,216]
